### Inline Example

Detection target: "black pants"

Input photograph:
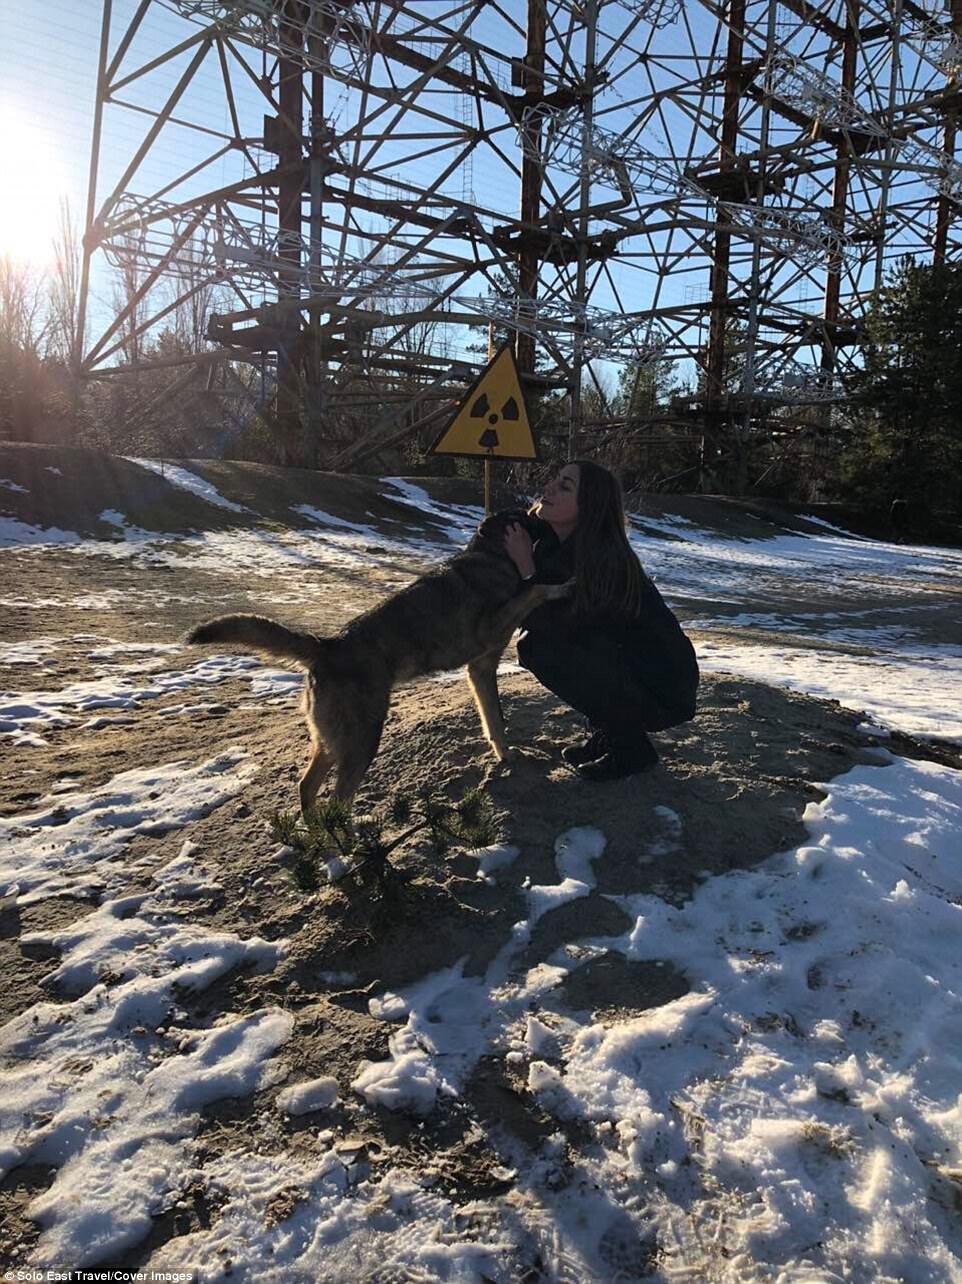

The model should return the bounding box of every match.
[517,625,686,742]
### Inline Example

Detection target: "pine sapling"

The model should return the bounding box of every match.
[271,786,499,893]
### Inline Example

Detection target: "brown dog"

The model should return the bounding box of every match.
[186,512,571,812]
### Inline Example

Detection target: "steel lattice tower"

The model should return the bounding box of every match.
[76,0,962,478]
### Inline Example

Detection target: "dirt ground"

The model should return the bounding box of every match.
[0,447,952,1271]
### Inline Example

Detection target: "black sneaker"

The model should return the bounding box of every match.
[561,729,607,767]
[577,735,659,781]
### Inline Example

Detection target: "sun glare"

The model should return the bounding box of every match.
[0,104,72,268]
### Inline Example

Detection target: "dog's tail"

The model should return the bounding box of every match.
[185,614,322,666]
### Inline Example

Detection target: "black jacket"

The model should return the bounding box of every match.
[515,512,699,721]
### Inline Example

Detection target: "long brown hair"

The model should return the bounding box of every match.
[535,459,647,617]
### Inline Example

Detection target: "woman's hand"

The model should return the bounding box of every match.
[504,522,536,579]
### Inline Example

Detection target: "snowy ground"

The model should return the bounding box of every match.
[1,456,961,1282]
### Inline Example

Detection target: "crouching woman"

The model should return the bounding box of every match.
[504,459,698,781]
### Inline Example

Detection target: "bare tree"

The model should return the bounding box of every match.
[0,254,50,357]
[166,232,225,354]
[46,198,82,365]
[0,254,61,443]
[109,230,146,369]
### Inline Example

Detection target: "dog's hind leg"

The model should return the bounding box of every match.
[332,733,383,803]
[329,694,389,804]
[467,649,509,760]
[299,678,334,816]
[299,742,333,817]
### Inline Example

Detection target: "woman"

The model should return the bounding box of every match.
[502,460,698,781]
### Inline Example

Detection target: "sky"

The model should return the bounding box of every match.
[1,467,961,1277]
[0,2,102,267]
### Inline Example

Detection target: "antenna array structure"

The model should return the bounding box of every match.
[76,0,962,472]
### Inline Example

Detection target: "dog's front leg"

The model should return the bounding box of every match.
[468,582,575,762]
[467,648,509,760]
[470,580,575,750]
[485,578,575,639]
[538,577,576,603]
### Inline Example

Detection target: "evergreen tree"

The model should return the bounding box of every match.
[615,356,680,420]
[839,258,962,525]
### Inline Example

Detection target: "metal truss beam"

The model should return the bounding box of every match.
[76,0,961,480]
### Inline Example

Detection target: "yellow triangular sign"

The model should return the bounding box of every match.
[430,344,538,460]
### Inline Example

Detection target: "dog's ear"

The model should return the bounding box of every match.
[468,507,537,555]
[474,508,528,541]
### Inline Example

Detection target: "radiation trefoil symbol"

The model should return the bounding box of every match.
[469,392,521,451]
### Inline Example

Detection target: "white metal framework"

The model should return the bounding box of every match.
[76,0,962,470]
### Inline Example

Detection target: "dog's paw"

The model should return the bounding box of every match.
[481,755,514,788]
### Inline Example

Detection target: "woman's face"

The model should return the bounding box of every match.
[536,464,580,533]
